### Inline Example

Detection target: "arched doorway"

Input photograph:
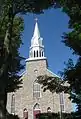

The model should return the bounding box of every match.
[33,103,41,119]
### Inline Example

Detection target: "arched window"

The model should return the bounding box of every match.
[60,92,65,112]
[47,107,51,113]
[11,93,15,115]
[34,50,35,57]
[33,81,41,98]
[37,50,38,57]
[23,108,28,119]
[33,103,41,119]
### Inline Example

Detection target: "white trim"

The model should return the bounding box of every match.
[30,45,44,49]
[26,57,47,62]
[47,69,60,78]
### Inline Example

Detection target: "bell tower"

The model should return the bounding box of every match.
[27,19,46,61]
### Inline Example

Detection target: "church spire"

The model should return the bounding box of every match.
[32,18,40,44]
[27,19,46,61]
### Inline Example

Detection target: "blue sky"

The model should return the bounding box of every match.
[20,8,77,76]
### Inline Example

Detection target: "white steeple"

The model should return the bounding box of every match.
[27,19,46,61]
[32,21,40,44]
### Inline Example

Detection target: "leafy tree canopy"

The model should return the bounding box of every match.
[58,0,81,117]
[38,75,69,93]
[0,15,24,93]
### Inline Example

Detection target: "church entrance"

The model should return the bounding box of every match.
[33,103,41,119]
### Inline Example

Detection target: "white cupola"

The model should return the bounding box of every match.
[27,19,46,61]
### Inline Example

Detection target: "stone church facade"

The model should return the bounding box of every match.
[7,20,72,119]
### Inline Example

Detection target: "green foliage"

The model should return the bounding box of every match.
[60,0,81,56]
[58,0,81,118]
[0,0,55,15]
[36,112,73,119]
[36,112,59,119]
[37,75,69,93]
[62,58,81,118]
[62,30,81,56]
[0,15,24,93]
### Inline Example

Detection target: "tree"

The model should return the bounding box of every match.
[0,14,24,118]
[0,0,57,118]
[38,75,68,93]
[57,0,81,118]
[2,0,81,118]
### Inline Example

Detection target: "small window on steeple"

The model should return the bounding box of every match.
[42,51,43,57]
[34,51,35,57]
[39,51,41,57]
[37,51,38,57]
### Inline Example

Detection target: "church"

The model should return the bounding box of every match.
[7,20,72,119]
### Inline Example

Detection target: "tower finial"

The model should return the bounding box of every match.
[35,18,38,22]
[33,18,40,39]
